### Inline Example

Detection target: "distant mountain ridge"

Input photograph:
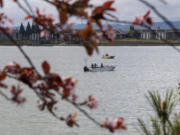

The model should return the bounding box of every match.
[71,21,180,31]
[13,21,180,31]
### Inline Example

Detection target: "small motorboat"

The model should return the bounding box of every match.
[83,65,116,72]
[102,54,115,59]
[102,55,115,59]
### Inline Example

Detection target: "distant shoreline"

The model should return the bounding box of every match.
[0,39,180,46]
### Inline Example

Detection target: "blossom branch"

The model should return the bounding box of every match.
[0,66,105,130]
[57,91,102,127]
[0,27,40,75]
[138,0,180,37]
[16,0,32,16]
[23,0,35,15]
[1,71,65,122]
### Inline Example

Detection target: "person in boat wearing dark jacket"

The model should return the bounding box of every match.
[84,66,89,72]
[94,63,97,67]
[101,63,103,67]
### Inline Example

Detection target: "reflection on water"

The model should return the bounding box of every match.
[0,46,180,135]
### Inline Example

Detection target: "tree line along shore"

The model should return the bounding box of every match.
[1,22,180,46]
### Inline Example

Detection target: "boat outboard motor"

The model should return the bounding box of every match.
[84,66,89,72]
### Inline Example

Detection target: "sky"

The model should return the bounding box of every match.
[1,0,180,26]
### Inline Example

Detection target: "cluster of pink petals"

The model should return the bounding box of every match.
[3,62,21,74]
[96,32,103,39]
[40,30,49,38]
[134,15,145,26]
[103,24,116,41]
[84,95,98,109]
[63,77,77,92]
[62,77,78,101]
[133,10,153,26]
[102,117,127,133]
[11,85,26,104]
[64,113,79,127]
[31,9,55,38]
[0,12,14,33]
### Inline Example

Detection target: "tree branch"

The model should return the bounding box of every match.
[138,0,180,38]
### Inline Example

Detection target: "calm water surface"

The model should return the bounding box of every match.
[0,46,180,135]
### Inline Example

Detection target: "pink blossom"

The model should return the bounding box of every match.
[133,10,153,26]
[63,77,77,91]
[62,77,77,99]
[40,30,49,37]
[65,112,79,127]
[134,15,145,26]
[103,24,116,41]
[3,62,21,74]
[11,85,26,104]
[85,95,98,109]
[0,12,14,33]
[46,14,54,22]
[96,32,103,39]
[102,117,127,133]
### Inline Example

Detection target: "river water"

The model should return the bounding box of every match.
[0,46,180,135]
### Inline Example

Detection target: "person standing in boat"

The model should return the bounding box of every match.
[94,63,97,68]
[101,63,103,67]
[91,64,94,68]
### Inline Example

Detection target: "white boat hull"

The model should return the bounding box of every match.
[89,66,116,72]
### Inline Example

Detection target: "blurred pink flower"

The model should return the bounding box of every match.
[133,10,153,26]
[85,95,98,109]
[134,16,145,26]
[0,12,14,34]
[62,77,78,100]
[102,117,127,132]
[96,32,103,39]
[40,30,49,37]
[103,24,116,41]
